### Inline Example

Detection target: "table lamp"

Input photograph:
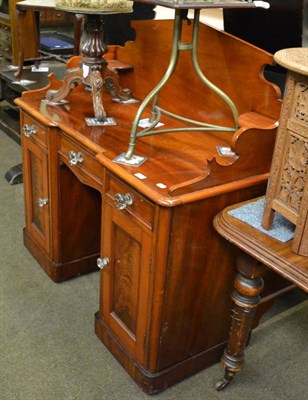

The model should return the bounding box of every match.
[45,0,137,125]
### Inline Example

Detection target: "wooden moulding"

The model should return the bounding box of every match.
[94,311,225,395]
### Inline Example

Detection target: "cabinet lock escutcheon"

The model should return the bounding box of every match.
[23,124,37,137]
[38,198,48,207]
[68,150,84,166]
[97,257,110,270]
[114,193,133,210]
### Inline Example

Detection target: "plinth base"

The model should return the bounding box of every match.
[24,228,99,282]
[94,312,225,394]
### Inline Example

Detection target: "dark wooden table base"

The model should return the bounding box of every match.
[214,198,308,390]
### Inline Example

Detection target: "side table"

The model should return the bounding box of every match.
[262,48,308,256]
[213,197,308,390]
[15,0,83,80]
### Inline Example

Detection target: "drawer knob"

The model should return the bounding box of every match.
[23,124,37,137]
[69,150,83,165]
[114,193,133,210]
[38,198,48,207]
[97,257,109,270]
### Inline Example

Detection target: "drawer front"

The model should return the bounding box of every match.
[21,114,48,148]
[0,34,11,57]
[106,174,154,229]
[59,135,103,187]
[40,10,73,26]
[0,24,11,45]
[0,39,11,56]
[52,11,66,22]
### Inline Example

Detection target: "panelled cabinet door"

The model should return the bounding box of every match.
[23,138,50,254]
[100,202,152,365]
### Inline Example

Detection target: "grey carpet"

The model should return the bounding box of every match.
[228,197,295,242]
[1,130,307,400]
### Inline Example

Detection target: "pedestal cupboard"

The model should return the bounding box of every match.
[16,20,289,394]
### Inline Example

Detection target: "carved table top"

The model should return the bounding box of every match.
[274,48,308,76]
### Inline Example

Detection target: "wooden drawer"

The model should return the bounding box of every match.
[106,174,154,229]
[21,114,48,148]
[0,25,11,42]
[40,10,73,26]
[59,134,103,187]
[40,11,65,23]
[0,39,11,55]
[0,24,11,56]
[52,11,67,22]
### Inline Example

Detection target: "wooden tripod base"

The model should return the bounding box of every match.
[45,13,134,121]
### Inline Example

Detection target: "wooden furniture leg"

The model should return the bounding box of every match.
[33,10,41,70]
[15,9,27,80]
[216,252,268,391]
[73,14,84,56]
[15,9,40,80]
[14,4,84,82]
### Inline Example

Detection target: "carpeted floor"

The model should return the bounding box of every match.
[0,131,307,400]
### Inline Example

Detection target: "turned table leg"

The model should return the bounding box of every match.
[73,14,83,56]
[14,9,27,80]
[216,252,268,391]
[45,14,107,120]
[14,9,40,81]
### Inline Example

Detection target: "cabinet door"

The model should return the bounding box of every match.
[23,138,50,254]
[100,201,152,365]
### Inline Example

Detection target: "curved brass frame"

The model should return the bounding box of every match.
[124,9,239,160]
